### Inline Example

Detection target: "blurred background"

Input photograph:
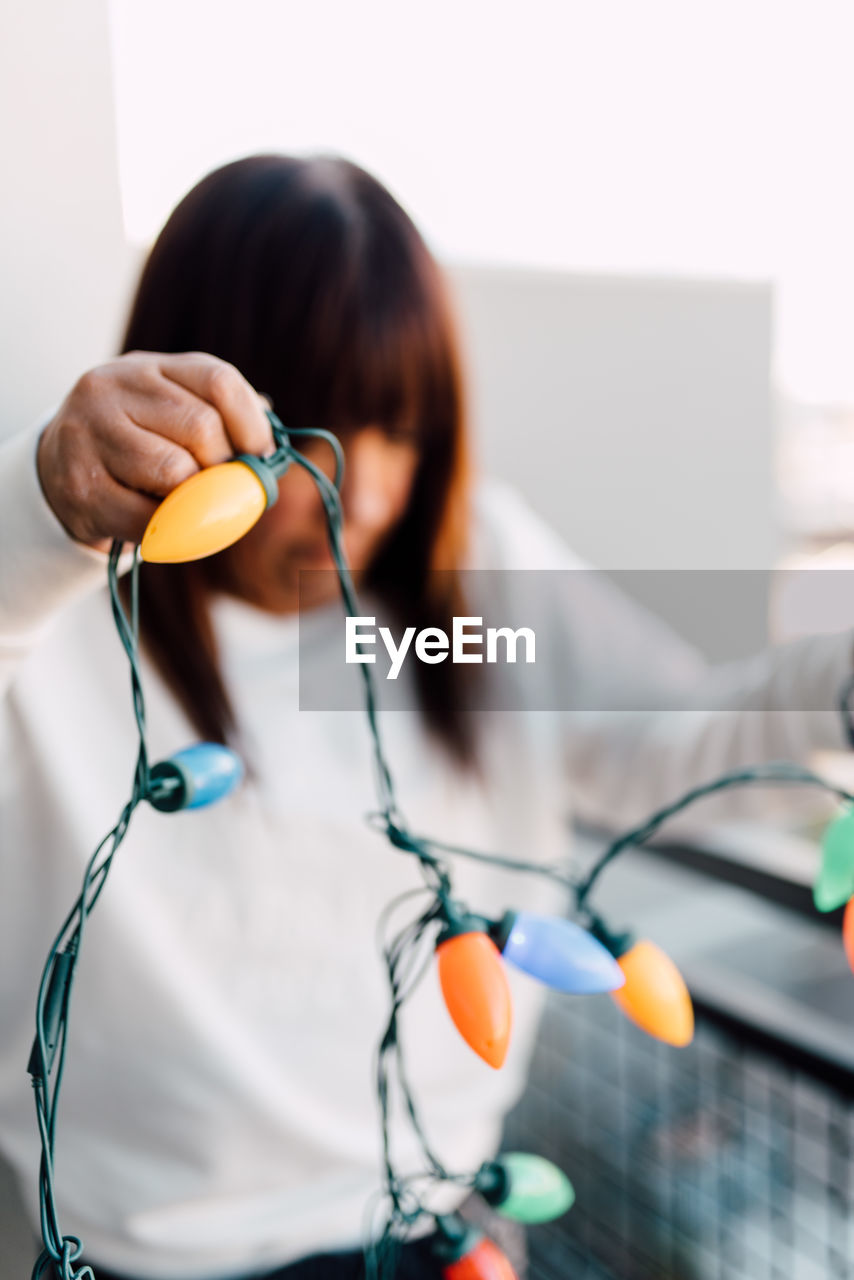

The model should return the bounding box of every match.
[4,2,854,1277]
[7,0,854,576]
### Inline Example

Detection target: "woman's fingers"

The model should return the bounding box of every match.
[36,351,276,550]
[40,436,161,547]
[156,352,276,458]
[97,418,202,498]
[92,469,161,544]
[116,388,234,471]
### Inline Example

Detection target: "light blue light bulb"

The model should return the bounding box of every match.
[148,743,244,812]
[496,911,625,994]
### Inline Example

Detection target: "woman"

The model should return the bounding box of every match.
[1,155,852,1280]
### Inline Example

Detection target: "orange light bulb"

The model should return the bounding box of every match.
[610,939,694,1047]
[843,898,854,975]
[140,457,278,563]
[442,1236,518,1280]
[437,931,513,1069]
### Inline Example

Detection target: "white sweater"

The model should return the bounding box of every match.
[0,424,852,1280]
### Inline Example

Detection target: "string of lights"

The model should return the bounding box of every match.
[26,410,854,1280]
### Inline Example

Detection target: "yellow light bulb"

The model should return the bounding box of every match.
[611,939,694,1047]
[141,458,278,563]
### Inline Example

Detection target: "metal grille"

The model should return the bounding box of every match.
[503,990,854,1280]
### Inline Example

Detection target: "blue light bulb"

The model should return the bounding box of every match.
[148,743,244,812]
[491,911,625,994]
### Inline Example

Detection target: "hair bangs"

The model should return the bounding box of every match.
[256,202,456,450]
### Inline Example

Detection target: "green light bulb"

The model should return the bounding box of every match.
[814,807,854,912]
[477,1152,575,1224]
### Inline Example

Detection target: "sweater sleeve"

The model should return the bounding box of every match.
[0,423,113,696]
[561,622,854,836]
[473,478,854,835]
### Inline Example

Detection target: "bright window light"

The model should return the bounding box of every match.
[109,0,854,401]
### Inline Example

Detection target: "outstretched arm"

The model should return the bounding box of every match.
[0,352,274,697]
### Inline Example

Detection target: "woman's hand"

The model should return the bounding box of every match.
[37,351,275,552]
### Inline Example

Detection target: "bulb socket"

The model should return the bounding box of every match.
[234,454,281,508]
[432,1215,483,1263]
[436,902,489,946]
[147,760,191,812]
[588,916,634,959]
[474,1161,511,1207]
[487,911,517,954]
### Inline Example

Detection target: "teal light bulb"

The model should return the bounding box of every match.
[814,807,854,912]
[477,1152,575,1224]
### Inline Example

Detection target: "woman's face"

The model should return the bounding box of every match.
[220,426,420,613]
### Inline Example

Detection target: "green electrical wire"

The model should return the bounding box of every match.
[30,545,149,1280]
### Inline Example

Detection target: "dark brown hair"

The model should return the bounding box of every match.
[121,154,477,762]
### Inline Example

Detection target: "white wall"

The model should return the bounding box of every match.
[1,4,136,1269]
[450,265,776,572]
[0,0,135,438]
[449,266,776,657]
